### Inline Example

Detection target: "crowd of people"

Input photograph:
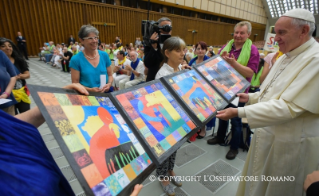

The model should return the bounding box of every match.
[0,7,319,196]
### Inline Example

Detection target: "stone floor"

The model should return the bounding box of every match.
[27,58,248,196]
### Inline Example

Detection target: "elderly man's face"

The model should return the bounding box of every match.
[130,52,137,62]
[274,17,305,54]
[234,25,250,45]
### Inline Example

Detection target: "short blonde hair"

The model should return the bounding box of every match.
[234,21,252,34]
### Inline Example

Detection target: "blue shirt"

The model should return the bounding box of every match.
[69,50,111,88]
[0,110,74,195]
[0,50,17,109]
[188,55,210,67]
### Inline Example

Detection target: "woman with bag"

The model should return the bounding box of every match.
[0,38,30,114]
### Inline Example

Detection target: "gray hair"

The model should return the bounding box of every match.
[130,50,138,57]
[78,25,99,39]
[162,36,186,63]
[291,18,315,36]
[234,21,252,34]
[157,17,172,26]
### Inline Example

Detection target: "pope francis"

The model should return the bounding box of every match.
[216,8,319,196]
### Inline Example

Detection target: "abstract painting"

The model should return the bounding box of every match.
[195,56,250,101]
[35,90,153,196]
[113,82,197,164]
[164,70,228,123]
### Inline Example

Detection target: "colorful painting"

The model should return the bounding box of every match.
[167,70,227,122]
[37,92,152,196]
[196,56,250,100]
[115,82,196,159]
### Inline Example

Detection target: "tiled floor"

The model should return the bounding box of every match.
[27,58,248,196]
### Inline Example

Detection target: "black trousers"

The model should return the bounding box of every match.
[15,101,30,114]
[18,44,29,60]
[62,61,70,72]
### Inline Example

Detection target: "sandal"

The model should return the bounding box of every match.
[196,130,206,139]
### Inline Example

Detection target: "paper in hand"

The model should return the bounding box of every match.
[0,99,12,105]
[231,97,239,107]
[99,75,106,89]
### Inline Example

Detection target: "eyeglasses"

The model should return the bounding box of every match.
[83,36,99,41]
[196,48,205,51]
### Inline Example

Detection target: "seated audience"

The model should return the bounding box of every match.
[38,42,49,61]
[186,48,194,62]
[113,44,119,61]
[71,46,79,55]
[68,42,74,50]
[62,47,73,73]
[206,46,214,56]
[78,43,84,51]
[44,41,55,63]
[0,42,17,115]
[119,51,145,90]
[112,50,131,89]
[75,42,80,50]
[135,37,141,47]
[207,50,215,57]
[52,48,63,68]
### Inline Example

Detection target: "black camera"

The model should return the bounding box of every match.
[141,20,172,46]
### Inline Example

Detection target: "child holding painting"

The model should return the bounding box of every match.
[155,36,186,196]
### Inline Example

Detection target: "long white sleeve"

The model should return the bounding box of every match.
[238,98,305,128]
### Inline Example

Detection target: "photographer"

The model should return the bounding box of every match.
[144,17,172,81]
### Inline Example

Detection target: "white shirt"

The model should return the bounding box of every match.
[131,60,145,80]
[186,52,194,59]
[115,58,131,68]
[155,63,182,79]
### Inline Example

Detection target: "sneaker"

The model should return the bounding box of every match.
[160,182,175,196]
[207,137,223,145]
[226,149,238,160]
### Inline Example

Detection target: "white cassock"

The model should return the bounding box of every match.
[237,38,319,196]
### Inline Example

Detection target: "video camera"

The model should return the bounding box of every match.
[141,20,172,46]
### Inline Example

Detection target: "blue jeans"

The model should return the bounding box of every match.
[216,102,245,150]
[45,54,53,63]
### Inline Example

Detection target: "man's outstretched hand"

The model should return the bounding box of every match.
[216,108,238,121]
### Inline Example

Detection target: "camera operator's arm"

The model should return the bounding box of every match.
[150,32,159,49]
[144,34,162,70]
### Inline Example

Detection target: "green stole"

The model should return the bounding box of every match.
[251,67,264,87]
[220,39,252,67]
